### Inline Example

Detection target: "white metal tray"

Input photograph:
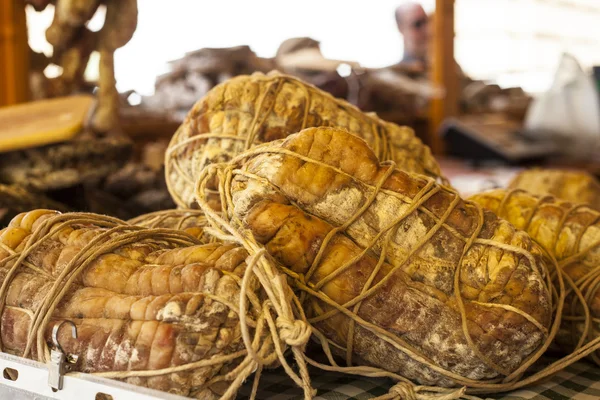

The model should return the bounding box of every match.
[0,352,189,400]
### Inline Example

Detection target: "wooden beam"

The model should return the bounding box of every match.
[429,0,458,155]
[0,0,30,106]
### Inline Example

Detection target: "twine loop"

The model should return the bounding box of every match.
[191,135,600,398]
[0,211,315,400]
[484,188,600,366]
[389,382,419,400]
[165,73,446,208]
[277,316,312,347]
[372,382,468,400]
[393,383,466,400]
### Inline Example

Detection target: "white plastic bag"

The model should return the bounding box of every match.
[525,53,600,159]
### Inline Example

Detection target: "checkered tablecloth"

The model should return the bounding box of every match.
[239,357,600,400]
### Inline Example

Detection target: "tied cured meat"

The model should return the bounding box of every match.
[0,210,312,399]
[195,127,554,387]
[470,189,600,363]
[195,127,554,388]
[165,72,444,208]
[508,169,600,211]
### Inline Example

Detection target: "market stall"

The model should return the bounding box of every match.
[2,1,600,399]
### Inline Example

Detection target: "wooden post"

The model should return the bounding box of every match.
[0,0,30,106]
[429,0,457,155]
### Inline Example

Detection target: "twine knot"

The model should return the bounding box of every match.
[389,382,418,400]
[276,316,311,347]
[379,382,466,400]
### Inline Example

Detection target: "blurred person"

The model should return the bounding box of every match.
[395,2,431,70]
[393,3,474,104]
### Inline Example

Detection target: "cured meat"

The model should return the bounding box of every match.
[165,72,444,208]
[195,127,553,386]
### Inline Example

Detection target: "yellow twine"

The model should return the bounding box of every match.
[0,211,315,400]
[165,74,444,208]
[192,137,600,399]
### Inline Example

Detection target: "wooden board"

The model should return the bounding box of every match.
[0,95,94,153]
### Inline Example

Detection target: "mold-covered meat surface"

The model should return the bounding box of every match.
[166,72,443,208]
[202,127,552,386]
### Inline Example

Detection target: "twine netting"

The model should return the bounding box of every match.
[0,211,314,399]
[507,169,600,212]
[475,188,600,365]
[191,135,600,399]
[165,72,443,209]
[128,209,213,243]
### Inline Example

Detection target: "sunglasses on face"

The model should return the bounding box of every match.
[410,17,428,30]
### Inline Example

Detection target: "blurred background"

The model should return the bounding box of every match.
[24,0,600,95]
[2,0,600,220]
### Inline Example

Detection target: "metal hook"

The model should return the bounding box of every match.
[52,320,77,355]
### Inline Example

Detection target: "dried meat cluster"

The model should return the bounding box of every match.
[508,169,600,212]
[0,210,311,399]
[165,72,443,209]
[196,127,554,387]
[471,189,600,363]
[5,70,599,400]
